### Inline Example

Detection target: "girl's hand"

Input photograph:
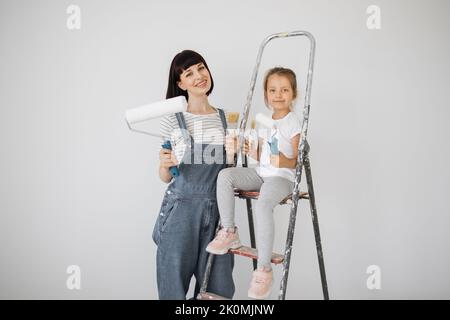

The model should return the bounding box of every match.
[243,139,250,155]
[271,152,298,169]
[225,135,239,155]
[159,148,178,169]
[270,154,280,168]
[245,138,260,161]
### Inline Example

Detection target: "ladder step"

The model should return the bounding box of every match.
[196,292,229,300]
[229,245,284,264]
[234,190,309,204]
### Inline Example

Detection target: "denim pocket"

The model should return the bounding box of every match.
[152,217,160,245]
[152,195,175,245]
[159,197,179,233]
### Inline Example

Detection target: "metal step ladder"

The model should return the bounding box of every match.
[197,31,329,300]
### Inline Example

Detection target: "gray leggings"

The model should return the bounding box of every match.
[217,167,294,269]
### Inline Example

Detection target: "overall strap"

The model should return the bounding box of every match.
[175,112,192,143]
[217,108,228,134]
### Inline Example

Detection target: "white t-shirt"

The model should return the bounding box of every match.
[256,112,302,182]
[159,110,227,163]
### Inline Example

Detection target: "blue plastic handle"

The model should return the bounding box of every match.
[162,140,179,177]
[268,137,279,154]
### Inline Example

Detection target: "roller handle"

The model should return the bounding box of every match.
[162,141,179,177]
[268,137,279,154]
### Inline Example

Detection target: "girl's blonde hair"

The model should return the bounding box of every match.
[263,67,298,110]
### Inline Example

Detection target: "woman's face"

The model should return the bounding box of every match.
[266,74,295,112]
[177,62,211,97]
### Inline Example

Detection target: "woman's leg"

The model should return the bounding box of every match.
[216,167,263,228]
[254,177,294,269]
[156,197,203,299]
[195,205,235,299]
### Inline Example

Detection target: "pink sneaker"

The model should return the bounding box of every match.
[248,268,273,299]
[206,228,241,255]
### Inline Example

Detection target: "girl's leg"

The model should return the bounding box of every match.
[254,177,294,269]
[206,168,264,255]
[216,167,263,229]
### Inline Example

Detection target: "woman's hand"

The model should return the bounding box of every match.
[159,148,179,169]
[159,148,178,183]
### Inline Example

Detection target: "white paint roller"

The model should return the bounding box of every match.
[125,96,188,176]
[125,96,188,134]
[254,112,274,129]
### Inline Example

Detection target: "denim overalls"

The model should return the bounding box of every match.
[152,108,235,300]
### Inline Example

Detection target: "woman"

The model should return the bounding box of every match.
[152,50,235,300]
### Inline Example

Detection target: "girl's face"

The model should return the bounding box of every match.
[177,62,211,97]
[266,74,295,112]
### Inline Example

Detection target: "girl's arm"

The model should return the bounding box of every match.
[270,134,301,169]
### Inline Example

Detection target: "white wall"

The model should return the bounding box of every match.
[1,0,449,299]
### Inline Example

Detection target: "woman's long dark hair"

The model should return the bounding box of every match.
[166,50,214,99]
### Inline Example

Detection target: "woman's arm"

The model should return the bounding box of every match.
[159,166,172,183]
[158,148,177,183]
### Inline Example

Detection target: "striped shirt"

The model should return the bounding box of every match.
[159,109,232,162]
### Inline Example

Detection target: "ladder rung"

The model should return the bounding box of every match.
[229,245,284,264]
[234,190,309,203]
[196,292,229,300]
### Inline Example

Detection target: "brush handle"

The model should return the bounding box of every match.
[268,137,279,154]
[162,141,179,177]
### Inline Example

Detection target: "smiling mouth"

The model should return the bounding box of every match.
[196,80,207,87]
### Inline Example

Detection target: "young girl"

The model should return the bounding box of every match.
[206,67,301,299]
[153,50,235,300]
